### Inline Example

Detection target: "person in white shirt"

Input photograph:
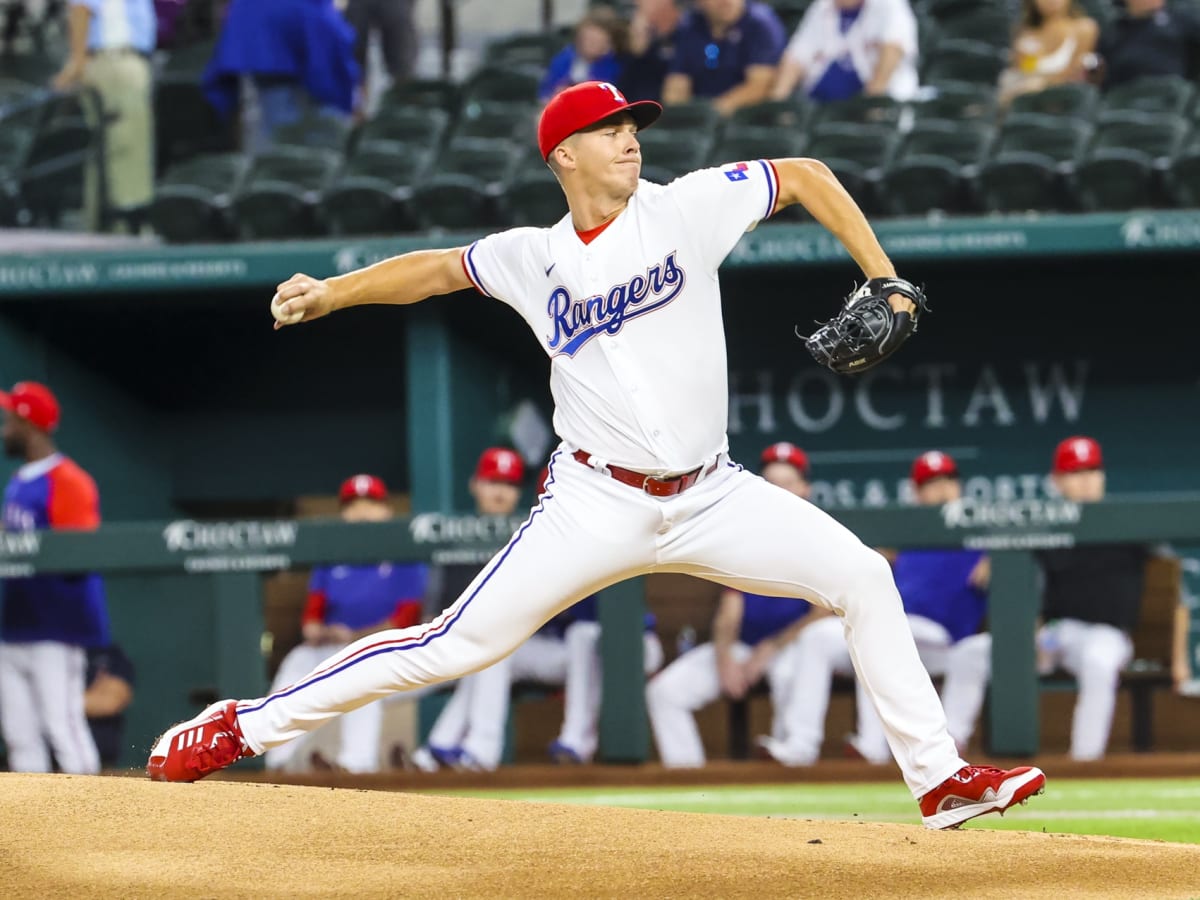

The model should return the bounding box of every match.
[148,79,1044,831]
[771,0,920,103]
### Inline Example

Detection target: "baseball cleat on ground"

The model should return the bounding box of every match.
[920,765,1047,830]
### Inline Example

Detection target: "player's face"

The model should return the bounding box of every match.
[915,477,961,506]
[1034,0,1070,17]
[1053,469,1106,503]
[572,114,641,195]
[340,498,393,523]
[471,479,521,516]
[762,461,810,500]
[1,411,27,459]
[576,22,613,61]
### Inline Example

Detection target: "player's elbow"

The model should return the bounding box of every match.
[773,157,835,209]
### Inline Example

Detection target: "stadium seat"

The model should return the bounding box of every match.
[1009,82,1099,120]
[270,112,353,152]
[0,50,60,85]
[880,119,992,216]
[708,131,806,168]
[974,114,1093,213]
[1073,112,1187,211]
[1162,135,1200,207]
[484,31,565,69]
[379,78,461,115]
[410,138,518,230]
[813,94,906,128]
[322,143,429,236]
[230,146,339,239]
[910,80,997,122]
[937,6,1016,47]
[462,65,540,107]
[922,38,1007,86]
[502,168,567,227]
[353,107,450,157]
[655,100,723,137]
[150,153,247,242]
[1099,75,1195,118]
[18,116,94,226]
[635,128,711,177]
[452,101,538,144]
[728,98,814,134]
[799,122,897,215]
[155,76,236,173]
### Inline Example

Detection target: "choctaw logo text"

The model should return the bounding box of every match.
[547,251,686,357]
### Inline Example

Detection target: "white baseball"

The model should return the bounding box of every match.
[271,292,304,325]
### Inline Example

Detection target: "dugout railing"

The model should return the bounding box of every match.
[1,494,1197,766]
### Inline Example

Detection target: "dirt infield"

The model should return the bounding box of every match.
[2,774,1200,899]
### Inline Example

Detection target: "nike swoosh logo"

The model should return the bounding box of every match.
[545,263,556,276]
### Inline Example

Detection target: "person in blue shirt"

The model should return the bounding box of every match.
[619,0,684,103]
[661,0,786,116]
[51,0,156,232]
[773,450,991,766]
[540,5,627,103]
[264,474,428,774]
[646,442,835,767]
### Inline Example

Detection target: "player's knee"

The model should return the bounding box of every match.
[645,673,672,711]
[840,546,898,608]
[1077,647,1122,685]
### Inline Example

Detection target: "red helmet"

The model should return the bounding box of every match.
[760,441,810,476]
[475,447,525,485]
[339,474,388,503]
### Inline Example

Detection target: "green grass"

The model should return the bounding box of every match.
[427,778,1200,843]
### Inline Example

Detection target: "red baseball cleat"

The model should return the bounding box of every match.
[920,765,1046,830]
[147,700,256,783]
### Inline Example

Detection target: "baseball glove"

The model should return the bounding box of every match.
[801,277,929,375]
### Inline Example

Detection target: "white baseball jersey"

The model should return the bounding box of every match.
[461,162,781,475]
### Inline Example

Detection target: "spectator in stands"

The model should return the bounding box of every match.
[1035,435,1151,760]
[771,0,920,104]
[619,0,683,102]
[84,642,135,769]
[998,0,1099,107]
[540,5,627,103]
[203,0,361,153]
[661,0,786,115]
[1174,584,1195,695]
[1099,0,1200,89]
[264,474,428,774]
[646,443,835,768]
[344,0,417,108]
[839,451,992,763]
[0,381,109,775]
[51,0,155,232]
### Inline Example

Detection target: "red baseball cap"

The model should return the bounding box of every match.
[339,474,388,503]
[911,450,959,487]
[760,441,810,476]
[1053,436,1103,473]
[475,447,525,485]
[537,80,662,160]
[0,381,60,432]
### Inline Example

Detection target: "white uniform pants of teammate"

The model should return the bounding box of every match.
[0,641,99,774]
[814,616,991,764]
[265,644,394,773]
[236,448,967,798]
[1036,618,1132,760]
[646,636,805,767]
[556,621,663,761]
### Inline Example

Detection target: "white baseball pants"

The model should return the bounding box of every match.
[264,643,391,773]
[646,637,801,768]
[426,633,568,769]
[1037,618,1132,760]
[555,620,664,761]
[235,448,965,797]
[0,641,99,774]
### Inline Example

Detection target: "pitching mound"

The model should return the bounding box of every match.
[2,774,1198,899]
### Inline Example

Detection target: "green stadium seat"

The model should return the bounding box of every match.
[814,94,906,128]
[1162,139,1200,207]
[380,78,461,115]
[1073,112,1187,211]
[728,98,814,134]
[708,131,806,168]
[937,6,1016,47]
[655,100,723,136]
[484,31,564,69]
[452,101,538,144]
[155,76,236,173]
[270,112,353,152]
[18,117,94,226]
[0,50,60,85]
[410,138,519,230]
[880,119,993,215]
[800,122,898,215]
[150,153,247,243]
[638,164,679,185]
[1009,82,1099,120]
[911,81,997,122]
[974,114,1093,212]
[502,168,567,227]
[636,128,711,177]
[922,38,1007,86]
[1100,76,1195,118]
[353,107,450,156]
[322,143,429,236]
[231,146,340,239]
[462,65,540,107]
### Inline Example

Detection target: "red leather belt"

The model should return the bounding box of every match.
[572,449,719,497]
